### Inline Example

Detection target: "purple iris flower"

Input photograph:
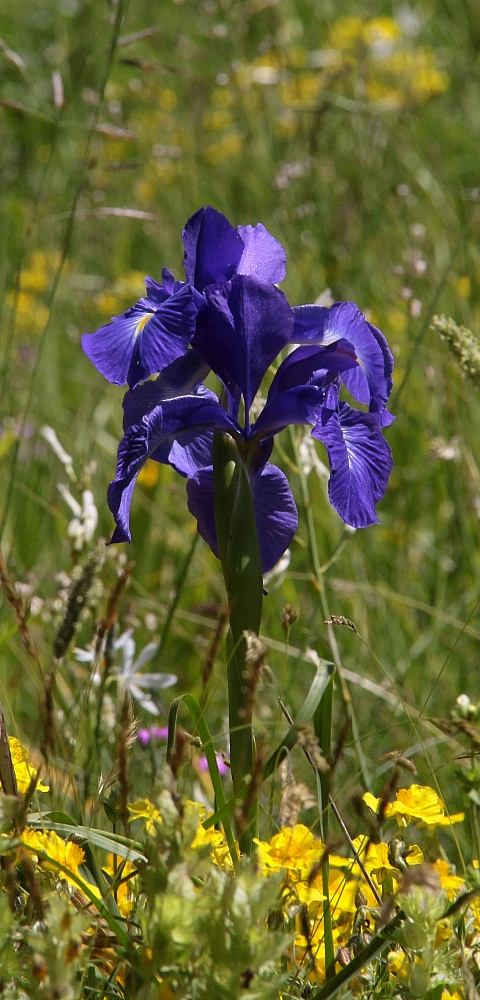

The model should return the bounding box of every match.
[183,204,286,291]
[107,272,393,571]
[81,206,285,390]
[81,206,394,569]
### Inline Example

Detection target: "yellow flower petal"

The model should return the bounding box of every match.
[7,737,49,794]
[127,798,162,833]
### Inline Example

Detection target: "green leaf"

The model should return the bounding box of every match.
[213,431,263,853]
[297,659,335,725]
[205,660,336,827]
[262,658,334,779]
[21,845,131,949]
[167,692,238,866]
[27,818,147,863]
[213,432,263,644]
[309,910,406,1000]
[424,986,444,1000]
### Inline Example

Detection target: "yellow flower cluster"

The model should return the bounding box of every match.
[363,784,465,828]
[326,16,449,108]
[254,823,425,978]
[2,779,471,992]
[240,14,448,117]
[21,828,85,888]
[6,251,62,333]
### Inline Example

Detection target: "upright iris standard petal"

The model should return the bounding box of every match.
[291,301,394,419]
[195,274,294,413]
[82,277,198,389]
[313,401,394,528]
[108,397,239,543]
[182,206,288,293]
[236,224,286,284]
[182,206,244,292]
[186,461,297,574]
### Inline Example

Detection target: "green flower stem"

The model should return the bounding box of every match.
[213,432,263,854]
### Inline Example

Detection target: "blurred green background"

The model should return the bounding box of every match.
[1,0,480,853]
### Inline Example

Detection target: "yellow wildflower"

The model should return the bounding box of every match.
[103,854,137,917]
[5,737,49,794]
[455,275,471,298]
[433,859,465,900]
[387,948,410,983]
[363,17,401,46]
[6,291,49,332]
[186,801,235,870]
[127,798,162,834]
[352,836,423,885]
[203,132,243,166]
[280,73,323,108]
[328,16,365,51]
[254,825,320,875]
[202,109,233,130]
[363,785,464,828]
[21,828,85,888]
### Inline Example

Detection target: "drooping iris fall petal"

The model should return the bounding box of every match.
[186,461,297,574]
[82,276,198,389]
[313,401,394,528]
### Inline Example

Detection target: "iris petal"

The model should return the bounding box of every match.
[186,462,298,573]
[182,206,243,292]
[252,384,327,439]
[267,342,358,400]
[82,279,199,389]
[313,401,393,528]
[196,274,294,412]
[291,302,394,419]
[237,223,286,283]
[108,397,238,542]
[122,350,211,431]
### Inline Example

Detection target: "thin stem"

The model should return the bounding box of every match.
[153,532,199,665]
[314,673,335,980]
[0,699,18,797]
[290,427,371,790]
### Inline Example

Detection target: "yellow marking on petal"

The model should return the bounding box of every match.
[136,312,154,336]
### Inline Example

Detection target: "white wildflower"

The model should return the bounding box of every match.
[315,287,334,307]
[58,484,98,550]
[41,425,74,479]
[263,549,291,590]
[74,629,177,715]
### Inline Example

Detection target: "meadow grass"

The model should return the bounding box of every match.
[1,0,480,996]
